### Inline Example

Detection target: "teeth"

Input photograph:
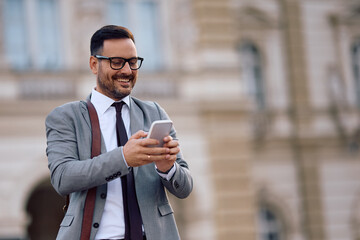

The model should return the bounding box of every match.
[117,79,129,83]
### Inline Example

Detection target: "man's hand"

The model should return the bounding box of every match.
[154,135,180,172]
[123,130,172,167]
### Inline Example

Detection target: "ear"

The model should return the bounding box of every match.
[89,56,98,75]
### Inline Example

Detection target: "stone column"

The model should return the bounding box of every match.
[201,102,256,240]
[279,0,326,239]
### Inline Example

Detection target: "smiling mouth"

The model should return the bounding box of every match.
[116,78,130,83]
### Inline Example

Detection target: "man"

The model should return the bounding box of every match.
[46,25,193,240]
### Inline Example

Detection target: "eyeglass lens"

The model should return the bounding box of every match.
[111,58,141,70]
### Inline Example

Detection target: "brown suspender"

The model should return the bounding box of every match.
[79,99,102,240]
[63,100,101,239]
[62,100,100,217]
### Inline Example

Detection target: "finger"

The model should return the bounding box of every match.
[140,138,160,147]
[163,140,178,148]
[130,130,147,140]
[147,154,173,162]
[163,135,173,143]
[165,154,177,161]
[144,146,170,155]
[168,146,180,155]
[144,154,155,162]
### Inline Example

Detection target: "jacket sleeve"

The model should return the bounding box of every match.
[154,102,193,199]
[45,102,130,196]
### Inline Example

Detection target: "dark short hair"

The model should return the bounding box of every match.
[90,25,135,56]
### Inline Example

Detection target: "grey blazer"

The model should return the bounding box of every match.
[45,96,193,240]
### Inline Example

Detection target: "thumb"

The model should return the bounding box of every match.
[129,130,148,140]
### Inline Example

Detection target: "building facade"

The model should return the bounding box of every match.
[1,0,360,239]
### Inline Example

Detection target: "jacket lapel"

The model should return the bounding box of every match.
[81,94,107,154]
[129,97,144,177]
[80,100,91,130]
[129,97,144,135]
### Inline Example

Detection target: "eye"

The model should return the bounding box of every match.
[111,58,125,66]
[129,58,138,66]
[129,59,141,68]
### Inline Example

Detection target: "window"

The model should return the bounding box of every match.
[239,42,266,110]
[352,38,360,108]
[106,0,162,71]
[257,206,283,240]
[3,0,29,69]
[2,0,62,70]
[36,0,62,69]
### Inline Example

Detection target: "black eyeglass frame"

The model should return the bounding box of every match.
[94,55,144,70]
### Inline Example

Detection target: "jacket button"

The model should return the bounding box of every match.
[174,181,180,189]
[101,193,106,199]
[93,223,99,228]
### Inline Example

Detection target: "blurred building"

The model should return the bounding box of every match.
[1,0,360,239]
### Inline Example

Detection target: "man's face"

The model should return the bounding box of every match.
[90,38,139,101]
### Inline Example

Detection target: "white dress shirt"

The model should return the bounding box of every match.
[92,89,130,239]
[91,89,175,239]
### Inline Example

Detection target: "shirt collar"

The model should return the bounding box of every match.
[91,88,130,116]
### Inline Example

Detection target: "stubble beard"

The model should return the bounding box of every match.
[97,73,136,100]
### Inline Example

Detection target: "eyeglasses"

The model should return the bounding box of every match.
[94,55,144,70]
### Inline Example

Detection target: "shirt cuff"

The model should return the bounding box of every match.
[121,147,130,168]
[155,164,176,181]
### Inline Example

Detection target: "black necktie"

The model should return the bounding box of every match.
[112,102,143,240]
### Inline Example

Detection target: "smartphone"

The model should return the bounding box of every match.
[147,120,173,147]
